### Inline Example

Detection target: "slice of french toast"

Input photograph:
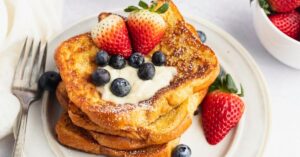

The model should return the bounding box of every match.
[56,113,179,157]
[55,0,219,132]
[56,82,206,149]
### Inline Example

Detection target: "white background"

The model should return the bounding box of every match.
[1,0,300,156]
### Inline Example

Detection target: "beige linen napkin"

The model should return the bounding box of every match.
[0,0,63,139]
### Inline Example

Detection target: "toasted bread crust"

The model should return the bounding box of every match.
[56,113,179,156]
[56,83,69,110]
[54,0,220,155]
[89,132,152,151]
[56,82,206,149]
[54,0,219,132]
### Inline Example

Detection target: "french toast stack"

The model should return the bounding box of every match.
[54,0,220,156]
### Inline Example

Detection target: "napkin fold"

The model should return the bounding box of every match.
[0,0,63,139]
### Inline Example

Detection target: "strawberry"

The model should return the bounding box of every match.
[259,0,300,14]
[124,1,169,55]
[268,0,300,13]
[201,73,245,145]
[269,11,300,39]
[91,13,132,58]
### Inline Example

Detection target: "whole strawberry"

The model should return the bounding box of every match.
[268,0,300,13]
[125,1,169,55]
[201,73,245,145]
[91,13,132,58]
[269,11,300,39]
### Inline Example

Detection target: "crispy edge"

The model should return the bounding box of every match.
[55,113,179,157]
[56,82,206,147]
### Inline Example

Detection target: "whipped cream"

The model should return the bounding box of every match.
[97,64,177,105]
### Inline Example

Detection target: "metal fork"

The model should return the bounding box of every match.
[11,38,47,157]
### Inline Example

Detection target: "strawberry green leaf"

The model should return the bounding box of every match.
[138,0,149,9]
[209,75,222,92]
[124,6,140,12]
[209,70,225,92]
[155,3,169,14]
[149,2,158,12]
[208,70,245,97]
[258,0,271,15]
[225,74,238,93]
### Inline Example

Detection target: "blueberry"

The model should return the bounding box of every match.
[38,71,61,91]
[197,30,207,43]
[172,144,191,157]
[152,51,166,66]
[109,55,126,69]
[91,68,110,86]
[95,50,110,66]
[138,63,155,80]
[129,52,145,68]
[110,78,131,97]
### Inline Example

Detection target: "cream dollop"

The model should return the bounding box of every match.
[97,64,177,105]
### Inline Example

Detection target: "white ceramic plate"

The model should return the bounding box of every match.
[41,13,271,157]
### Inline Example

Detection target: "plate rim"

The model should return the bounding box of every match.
[42,12,271,157]
[185,14,272,157]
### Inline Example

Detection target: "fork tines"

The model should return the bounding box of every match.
[12,38,48,90]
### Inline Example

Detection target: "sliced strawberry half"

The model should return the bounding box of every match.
[91,13,132,58]
[125,1,169,55]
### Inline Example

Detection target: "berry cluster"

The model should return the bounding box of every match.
[260,0,300,41]
[91,50,166,97]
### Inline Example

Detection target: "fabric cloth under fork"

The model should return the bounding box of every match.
[0,0,63,139]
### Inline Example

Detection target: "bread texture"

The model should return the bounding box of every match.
[54,0,219,132]
[54,0,220,155]
[56,113,179,157]
[56,82,206,150]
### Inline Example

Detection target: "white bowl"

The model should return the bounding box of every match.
[252,0,300,69]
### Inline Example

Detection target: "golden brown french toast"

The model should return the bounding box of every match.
[56,113,179,156]
[54,0,219,133]
[56,86,152,150]
[56,82,206,149]
[56,83,69,110]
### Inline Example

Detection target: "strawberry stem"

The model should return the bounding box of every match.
[209,70,244,97]
[149,2,158,12]
[124,1,169,14]
[258,0,271,15]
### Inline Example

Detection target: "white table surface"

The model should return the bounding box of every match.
[1,0,300,156]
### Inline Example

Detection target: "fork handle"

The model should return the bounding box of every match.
[12,107,28,157]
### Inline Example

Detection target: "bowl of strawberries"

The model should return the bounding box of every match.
[252,0,300,69]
